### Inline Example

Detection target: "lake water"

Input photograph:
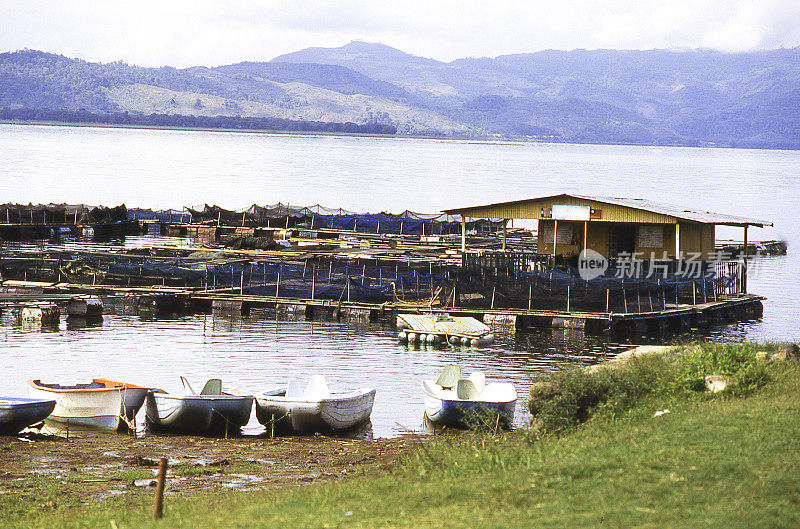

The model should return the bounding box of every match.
[1,124,798,436]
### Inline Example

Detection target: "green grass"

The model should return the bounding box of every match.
[4,343,799,528]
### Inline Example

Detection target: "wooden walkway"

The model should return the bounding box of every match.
[0,278,764,335]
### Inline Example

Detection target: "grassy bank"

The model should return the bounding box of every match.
[5,343,800,528]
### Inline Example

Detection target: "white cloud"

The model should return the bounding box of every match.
[1,0,799,67]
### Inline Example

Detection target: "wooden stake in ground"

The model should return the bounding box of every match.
[153,458,168,519]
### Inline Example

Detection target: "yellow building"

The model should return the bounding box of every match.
[443,194,771,261]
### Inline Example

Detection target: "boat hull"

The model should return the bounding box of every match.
[424,398,516,428]
[255,389,376,434]
[145,393,254,435]
[28,380,148,431]
[423,383,516,429]
[0,397,56,435]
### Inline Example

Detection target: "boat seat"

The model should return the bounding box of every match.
[286,379,302,398]
[456,379,480,400]
[180,376,197,395]
[304,375,330,400]
[200,379,223,395]
[468,371,486,394]
[436,365,462,389]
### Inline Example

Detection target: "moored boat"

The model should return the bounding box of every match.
[0,397,56,435]
[422,365,517,429]
[254,375,376,435]
[28,378,149,431]
[145,378,254,436]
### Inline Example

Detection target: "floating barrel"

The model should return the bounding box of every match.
[398,331,407,342]
[19,303,60,324]
[66,296,103,317]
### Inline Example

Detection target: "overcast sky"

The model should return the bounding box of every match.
[2,0,799,67]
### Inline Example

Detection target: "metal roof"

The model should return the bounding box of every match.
[442,194,772,227]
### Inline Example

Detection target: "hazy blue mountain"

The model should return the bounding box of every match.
[2,43,799,147]
[212,61,411,100]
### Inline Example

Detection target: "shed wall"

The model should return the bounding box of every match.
[457,197,679,224]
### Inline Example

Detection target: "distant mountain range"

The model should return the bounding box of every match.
[2,42,799,148]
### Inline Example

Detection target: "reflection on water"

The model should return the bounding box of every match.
[1,127,797,437]
[0,301,768,438]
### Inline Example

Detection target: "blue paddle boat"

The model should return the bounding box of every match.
[0,397,56,435]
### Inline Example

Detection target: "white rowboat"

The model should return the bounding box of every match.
[254,375,375,435]
[145,378,254,436]
[28,378,149,431]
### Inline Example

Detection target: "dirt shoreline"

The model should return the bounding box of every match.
[0,429,418,504]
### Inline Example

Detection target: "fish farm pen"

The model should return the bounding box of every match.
[0,198,781,337]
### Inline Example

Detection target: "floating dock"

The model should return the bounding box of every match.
[0,278,764,336]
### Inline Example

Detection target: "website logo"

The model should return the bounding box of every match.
[578,249,608,281]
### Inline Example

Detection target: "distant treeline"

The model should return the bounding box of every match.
[0,108,397,135]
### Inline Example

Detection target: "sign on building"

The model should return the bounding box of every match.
[552,205,591,221]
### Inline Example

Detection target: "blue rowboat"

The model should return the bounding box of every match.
[422,365,517,429]
[0,397,56,435]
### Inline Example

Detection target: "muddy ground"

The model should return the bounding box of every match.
[0,428,419,505]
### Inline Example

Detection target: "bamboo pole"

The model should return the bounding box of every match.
[742,225,748,294]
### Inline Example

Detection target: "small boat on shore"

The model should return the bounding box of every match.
[0,397,56,435]
[422,365,517,429]
[254,375,376,435]
[145,378,254,436]
[28,378,149,431]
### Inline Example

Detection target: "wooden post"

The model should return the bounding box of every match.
[583,221,588,253]
[566,284,570,312]
[606,288,610,313]
[552,220,558,259]
[502,220,507,251]
[240,271,244,295]
[311,269,316,300]
[461,218,466,252]
[674,222,681,259]
[528,284,532,311]
[623,284,628,313]
[153,458,168,519]
[742,225,748,294]
[491,286,496,309]
[276,271,280,298]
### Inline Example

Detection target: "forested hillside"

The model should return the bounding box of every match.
[2,43,799,147]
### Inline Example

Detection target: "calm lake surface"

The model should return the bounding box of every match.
[1,124,798,436]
